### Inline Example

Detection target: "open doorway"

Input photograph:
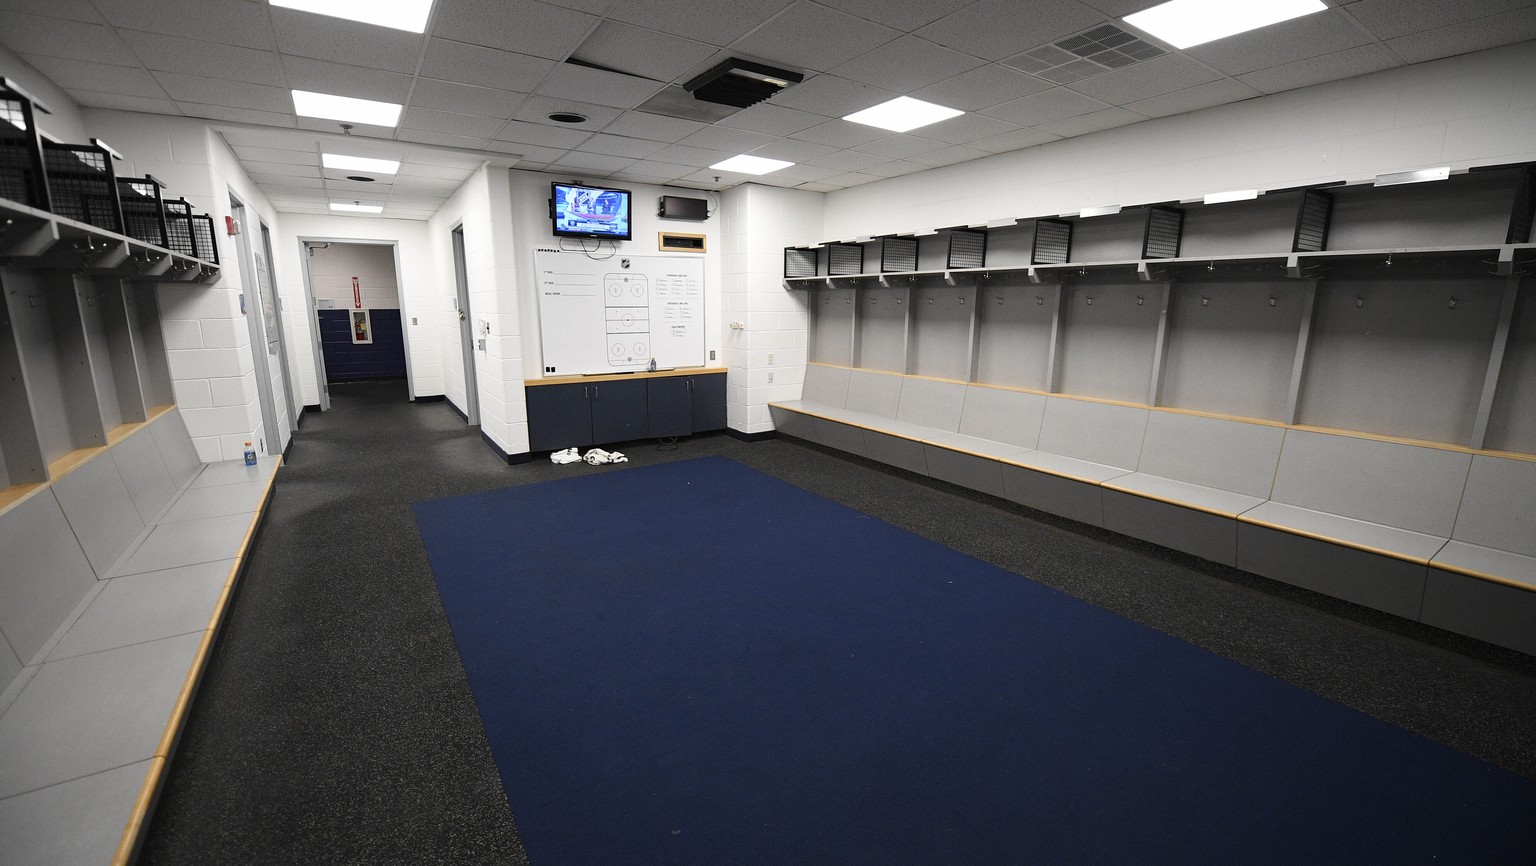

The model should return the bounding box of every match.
[303,241,410,394]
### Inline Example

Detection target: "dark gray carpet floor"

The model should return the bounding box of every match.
[139,379,1536,864]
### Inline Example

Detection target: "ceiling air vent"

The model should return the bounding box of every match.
[1004,24,1166,85]
[683,58,804,109]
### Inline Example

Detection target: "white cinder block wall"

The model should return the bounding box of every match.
[721,185,819,434]
[823,41,1536,241]
[307,244,400,307]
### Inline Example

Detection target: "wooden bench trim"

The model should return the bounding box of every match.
[1100,480,1248,520]
[1236,512,1445,566]
[1428,560,1536,594]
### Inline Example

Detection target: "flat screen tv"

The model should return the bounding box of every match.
[551,182,632,241]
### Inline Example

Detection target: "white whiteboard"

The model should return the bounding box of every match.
[535,250,706,376]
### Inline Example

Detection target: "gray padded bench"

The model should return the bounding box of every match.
[770,363,1536,657]
[0,407,281,866]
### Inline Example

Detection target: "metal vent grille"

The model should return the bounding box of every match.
[1142,206,1184,259]
[881,237,918,273]
[1004,24,1166,84]
[1292,189,1334,253]
[1507,167,1536,244]
[947,230,986,269]
[1032,219,1073,265]
[828,243,863,276]
[784,247,817,278]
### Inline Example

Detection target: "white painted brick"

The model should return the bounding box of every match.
[209,375,256,407]
[190,435,221,463]
[167,348,245,379]
[181,405,255,438]
[172,379,212,409]
[161,319,202,350]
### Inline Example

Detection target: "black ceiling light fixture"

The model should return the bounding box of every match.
[683,58,803,109]
[547,111,588,124]
[346,175,375,182]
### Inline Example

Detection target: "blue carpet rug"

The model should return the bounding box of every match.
[413,456,1536,865]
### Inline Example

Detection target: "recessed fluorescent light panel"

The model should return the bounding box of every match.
[709,154,794,175]
[1204,188,1260,204]
[330,202,383,213]
[1373,167,1450,187]
[270,0,435,33]
[322,153,400,175]
[1124,0,1326,50]
[292,90,402,127]
[1080,205,1122,218]
[843,96,963,133]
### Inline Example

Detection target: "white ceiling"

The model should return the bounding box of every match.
[2,0,1534,217]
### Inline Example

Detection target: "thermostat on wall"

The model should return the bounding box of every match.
[659,232,706,253]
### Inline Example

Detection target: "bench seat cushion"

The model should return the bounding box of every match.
[1431,541,1536,590]
[923,433,1032,461]
[1240,501,1447,564]
[1103,473,1267,518]
[1002,451,1133,485]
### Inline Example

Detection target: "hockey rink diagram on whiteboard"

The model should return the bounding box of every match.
[535,250,705,376]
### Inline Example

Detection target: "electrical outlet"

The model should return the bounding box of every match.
[767,352,774,365]
[411,316,418,325]
[709,349,716,360]
[767,372,774,383]
[477,337,486,351]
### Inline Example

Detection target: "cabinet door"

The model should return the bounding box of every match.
[589,378,648,445]
[647,377,692,439]
[690,373,727,432]
[525,382,592,451]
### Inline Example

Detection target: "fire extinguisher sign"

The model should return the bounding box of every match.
[352,276,362,309]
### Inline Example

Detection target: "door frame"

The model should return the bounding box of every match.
[297,236,416,407]
[451,224,480,426]
[258,220,301,428]
[229,193,285,454]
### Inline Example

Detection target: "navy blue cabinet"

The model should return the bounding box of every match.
[527,371,727,452]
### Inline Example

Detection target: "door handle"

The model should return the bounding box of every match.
[458,311,467,321]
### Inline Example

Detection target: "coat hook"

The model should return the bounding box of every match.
[1207,260,1215,272]
[998,296,1005,305]
[1086,296,1094,305]
[927,296,934,304]
[1269,296,1277,307]
[1035,295,1043,305]
[1385,253,1393,268]
[1079,266,1086,276]
[1356,297,1365,308]
[1136,295,1144,305]
[1201,296,1209,306]
[959,296,966,304]
[1448,296,1458,309]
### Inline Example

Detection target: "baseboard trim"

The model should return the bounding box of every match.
[726,427,777,443]
[446,400,469,423]
[480,430,532,465]
[413,394,445,404]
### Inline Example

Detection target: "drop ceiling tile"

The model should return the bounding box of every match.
[93,0,274,50]
[906,144,990,167]
[392,175,470,192]
[790,119,890,148]
[155,73,292,113]
[915,0,1107,62]
[805,149,887,171]
[909,64,1055,113]
[1034,106,1145,137]
[770,76,893,120]
[601,111,707,142]
[317,139,410,161]
[570,21,717,82]
[325,178,396,195]
[797,181,841,192]
[1184,10,1374,77]
[218,128,317,150]
[240,161,321,179]
[813,0,977,32]
[400,107,508,138]
[982,88,1109,126]
[1344,0,1533,41]
[679,168,747,187]
[716,104,826,136]
[398,161,479,179]
[864,160,928,178]
[1126,78,1265,118]
[431,0,598,60]
[770,162,843,182]
[619,159,695,179]
[577,133,668,159]
[395,128,492,149]
[493,120,594,149]
[233,146,318,166]
[910,113,1021,146]
[534,63,666,109]
[293,116,394,137]
[118,30,283,86]
[821,171,883,187]
[1077,0,1154,15]
[552,151,636,172]
[1237,44,1403,94]
[411,78,527,120]
[970,126,1061,153]
[404,149,490,168]
[418,39,555,93]
[281,56,415,104]
[482,142,568,162]
[675,126,778,153]
[18,56,166,99]
[0,0,102,24]
[70,91,181,115]
[0,12,137,64]
[852,135,952,158]
[607,0,795,46]
[1383,7,1536,63]
[751,172,811,188]
[829,36,986,93]
[1066,54,1222,106]
[651,142,735,167]
[512,95,622,128]
[250,173,324,189]
[731,2,903,73]
[745,138,839,163]
[269,9,423,73]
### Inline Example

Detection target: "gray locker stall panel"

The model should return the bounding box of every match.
[862,430,929,475]
[957,385,1047,449]
[73,277,126,433]
[0,293,45,488]
[1446,455,1536,556]
[96,280,148,426]
[975,279,1056,390]
[1068,211,1144,262]
[908,284,974,380]
[854,287,907,373]
[1036,398,1149,469]
[923,444,1007,498]
[1268,429,1471,538]
[51,451,147,576]
[768,405,820,443]
[894,377,965,432]
[5,270,107,464]
[1179,192,1303,259]
[1056,280,1162,404]
[1236,522,1430,619]
[1296,260,1501,446]
[110,424,179,524]
[1102,489,1241,565]
[1159,276,1304,422]
[150,408,203,489]
[1327,169,1522,250]
[1420,571,1536,656]
[801,364,852,408]
[0,491,98,666]
[129,283,174,409]
[813,416,869,458]
[1001,462,1106,527]
[984,221,1036,268]
[844,369,903,418]
[810,287,855,367]
[1484,280,1536,454]
[1135,412,1286,498]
